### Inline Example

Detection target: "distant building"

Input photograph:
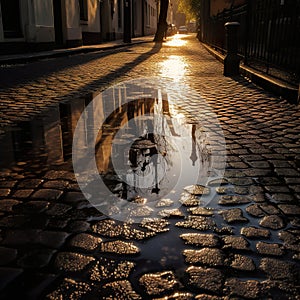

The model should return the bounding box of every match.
[0,0,158,54]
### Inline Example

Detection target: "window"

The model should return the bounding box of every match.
[0,0,23,38]
[79,0,88,21]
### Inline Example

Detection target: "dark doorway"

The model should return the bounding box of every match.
[53,0,63,45]
[0,0,23,38]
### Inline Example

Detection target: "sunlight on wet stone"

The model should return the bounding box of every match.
[259,215,285,230]
[186,266,224,294]
[92,219,153,239]
[54,252,95,272]
[256,241,284,256]
[89,258,135,282]
[176,216,216,231]
[100,240,140,255]
[139,271,178,296]
[180,233,220,247]
[159,55,188,81]
[179,192,201,207]
[155,198,174,207]
[208,178,229,186]
[46,278,91,300]
[158,208,184,218]
[219,208,249,224]
[241,226,270,239]
[101,280,141,300]
[224,278,261,299]
[246,204,266,217]
[230,254,256,271]
[183,185,210,196]
[154,291,194,300]
[194,295,222,300]
[187,207,214,216]
[69,233,102,252]
[140,217,169,232]
[164,35,188,47]
[259,258,296,280]
[218,195,251,205]
[222,236,250,251]
[128,206,154,217]
[183,248,225,266]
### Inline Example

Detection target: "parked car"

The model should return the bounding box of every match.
[167,24,177,36]
[178,26,188,34]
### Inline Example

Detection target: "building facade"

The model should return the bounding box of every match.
[0,0,158,54]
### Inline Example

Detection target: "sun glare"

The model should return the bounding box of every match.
[159,55,188,81]
[165,34,188,47]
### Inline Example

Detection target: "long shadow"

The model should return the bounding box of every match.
[54,42,163,98]
[0,42,160,89]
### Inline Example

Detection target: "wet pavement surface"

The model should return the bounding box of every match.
[0,34,300,299]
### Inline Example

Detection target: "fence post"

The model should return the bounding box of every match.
[224,22,240,76]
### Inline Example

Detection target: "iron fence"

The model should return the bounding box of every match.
[201,0,300,85]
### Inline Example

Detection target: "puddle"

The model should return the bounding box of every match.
[71,78,226,221]
[0,79,226,219]
[0,100,82,169]
[0,79,292,294]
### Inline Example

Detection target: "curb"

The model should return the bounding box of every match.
[202,43,299,105]
[0,38,153,65]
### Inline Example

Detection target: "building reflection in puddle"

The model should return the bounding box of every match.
[0,106,65,167]
[0,96,91,169]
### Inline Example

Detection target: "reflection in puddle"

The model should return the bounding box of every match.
[0,78,227,289]
[72,78,226,222]
[94,98,207,206]
[0,98,88,169]
[0,78,226,223]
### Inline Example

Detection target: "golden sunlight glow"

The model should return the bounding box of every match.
[164,34,188,47]
[159,55,188,81]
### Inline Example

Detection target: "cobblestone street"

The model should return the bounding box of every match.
[0,34,299,299]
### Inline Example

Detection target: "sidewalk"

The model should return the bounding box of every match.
[0,35,154,65]
[202,43,299,104]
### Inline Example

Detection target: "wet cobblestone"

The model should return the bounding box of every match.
[183,248,225,266]
[139,271,178,296]
[230,254,256,271]
[186,266,224,294]
[222,236,250,251]
[69,233,102,252]
[54,252,95,272]
[180,233,220,247]
[0,35,299,298]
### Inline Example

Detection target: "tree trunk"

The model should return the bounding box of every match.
[153,0,169,42]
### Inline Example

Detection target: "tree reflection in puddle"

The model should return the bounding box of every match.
[96,98,209,206]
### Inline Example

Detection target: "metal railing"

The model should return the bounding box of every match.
[201,0,300,85]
